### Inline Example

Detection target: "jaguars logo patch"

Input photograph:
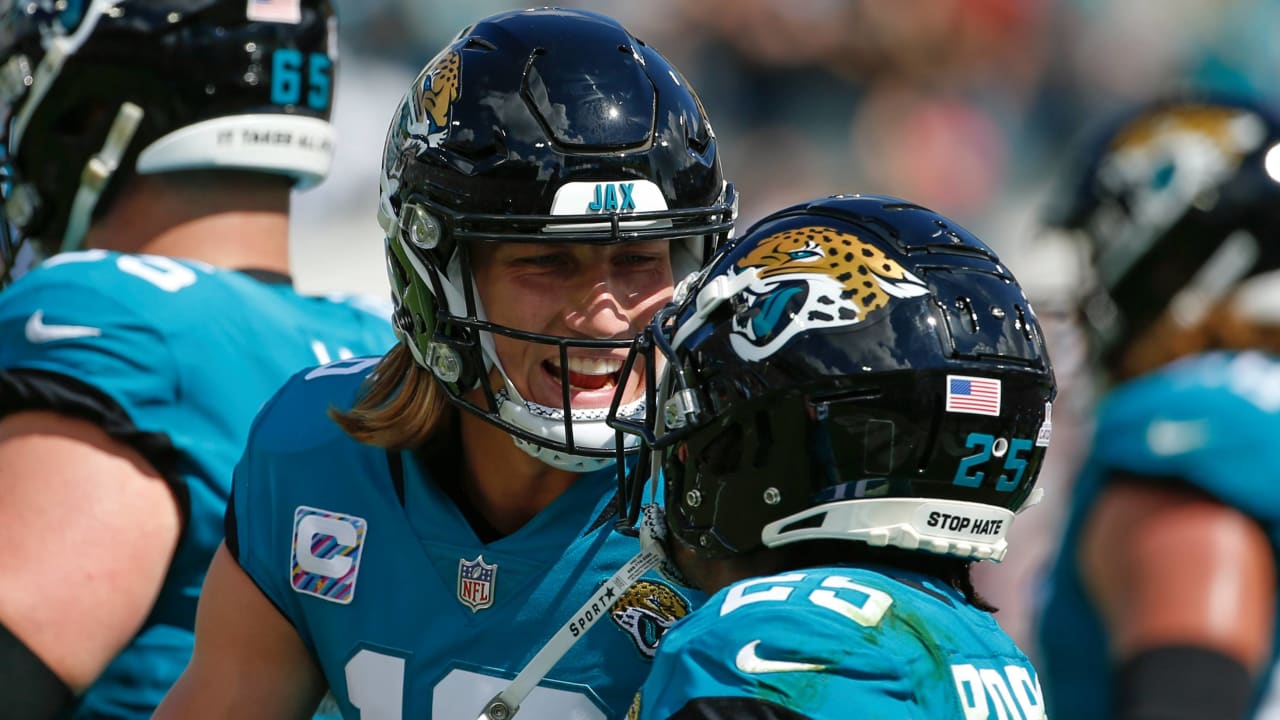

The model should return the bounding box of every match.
[727,226,929,361]
[610,579,691,658]
[406,46,461,148]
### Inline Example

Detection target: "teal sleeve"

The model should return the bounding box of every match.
[228,373,316,647]
[0,267,176,425]
[1093,360,1280,523]
[228,365,375,652]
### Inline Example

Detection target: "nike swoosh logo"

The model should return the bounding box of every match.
[734,640,826,675]
[1145,418,1208,456]
[24,309,102,344]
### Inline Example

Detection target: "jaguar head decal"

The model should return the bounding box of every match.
[405,46,461,149]
[727,225,929,360]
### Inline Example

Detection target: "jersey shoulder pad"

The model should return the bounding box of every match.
[0,253,179,393]
[3,251,144,320]
[676,569,906,663]
[29,250,217,298]
[642,572,908,719]
[1093,351,1280,520]
[244,357,383,455]
[317,291,395,322]
[2,251,222,335]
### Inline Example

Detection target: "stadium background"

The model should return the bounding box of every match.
[287,0,1280,659]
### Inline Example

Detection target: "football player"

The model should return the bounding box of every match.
[614,194,1056,719]
[0,2,395,718]
[156,8,736,719]
[1037,94,1280,719]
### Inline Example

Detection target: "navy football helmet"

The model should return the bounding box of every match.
[0,0,338,287]
[1043,94,1280,375]
[612,194,1055,561]
[380,8,736,472]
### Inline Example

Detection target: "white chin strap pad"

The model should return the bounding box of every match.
[136,114,335,189]
[499,391,645,472]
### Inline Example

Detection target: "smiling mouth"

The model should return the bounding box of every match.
[544,357,625,391]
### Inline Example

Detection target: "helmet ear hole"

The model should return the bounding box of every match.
[861,418,896,476]
[690,419,744,478]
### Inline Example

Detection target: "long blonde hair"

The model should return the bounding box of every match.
[1115,299,1280,381]
[329,343,453,450]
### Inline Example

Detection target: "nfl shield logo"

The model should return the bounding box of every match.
[457,555,498,612]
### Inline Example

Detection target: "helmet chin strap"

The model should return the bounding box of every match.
[61,101,144,253]
[499,393,645,472]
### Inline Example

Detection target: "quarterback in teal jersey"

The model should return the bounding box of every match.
[611,194,1056,720]
[1038,95,1280,720]
[158,8,736,720]
[0,2,395,718]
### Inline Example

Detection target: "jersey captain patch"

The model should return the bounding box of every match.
[290,506,368,604]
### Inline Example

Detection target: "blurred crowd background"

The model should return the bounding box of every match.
[289,0,1280,659]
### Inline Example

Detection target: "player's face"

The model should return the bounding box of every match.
[470,239,674,410]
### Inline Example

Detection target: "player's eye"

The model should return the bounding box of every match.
[615,252,664,267]
[513,252,569,267]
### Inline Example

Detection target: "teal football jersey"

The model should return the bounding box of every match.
[230,363,699,720]
[1039,351,1280,718]
[0,250,396,718]
[635,565,1045,720]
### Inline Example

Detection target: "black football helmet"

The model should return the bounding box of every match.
[380,8,736,472]
[0,0,338,287]
[1043,93,1280,374]
[611,194,1055,561]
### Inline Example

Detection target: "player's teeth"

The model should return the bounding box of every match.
[558,357,623,376]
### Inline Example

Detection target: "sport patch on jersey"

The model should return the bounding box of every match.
[290,506,367,604]
[457,555,498,612]
[609,579,691,658]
